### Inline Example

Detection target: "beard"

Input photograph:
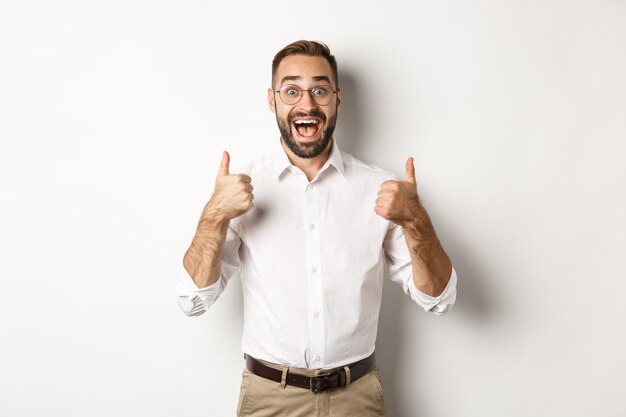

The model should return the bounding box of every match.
[277,107,337,159]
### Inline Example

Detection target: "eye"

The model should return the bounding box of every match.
[283,85,300,96]
[311,87,329,96]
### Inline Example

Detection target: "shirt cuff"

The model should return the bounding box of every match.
[174,262,224,316]
[408,266,457,315]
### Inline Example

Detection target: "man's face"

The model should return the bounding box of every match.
[268,55,341,159]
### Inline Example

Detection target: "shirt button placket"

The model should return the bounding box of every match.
[304,182,324,367]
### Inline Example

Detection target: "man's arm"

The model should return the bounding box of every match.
[183,210,230,289]
[375,156,453,297]
[401,216,452,297]
[183,150,253,288]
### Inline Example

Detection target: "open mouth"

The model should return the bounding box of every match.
[292,118,322,139]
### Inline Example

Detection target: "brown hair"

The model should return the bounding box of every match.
[272,40,338,88]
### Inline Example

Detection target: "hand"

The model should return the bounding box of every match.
[205,151,254,221]
[374,157,427,227]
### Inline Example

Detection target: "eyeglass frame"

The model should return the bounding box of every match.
[272,84,338,106]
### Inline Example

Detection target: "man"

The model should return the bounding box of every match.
[175,40,457,417]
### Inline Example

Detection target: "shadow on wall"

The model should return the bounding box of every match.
[333,68,367,160]
[447,237,494,322]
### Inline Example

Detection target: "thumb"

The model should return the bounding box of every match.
[218,150,230,176]
[404,156,416,184]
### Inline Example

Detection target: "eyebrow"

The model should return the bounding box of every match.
[280,75,333,85]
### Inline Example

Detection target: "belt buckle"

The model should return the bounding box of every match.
[309,373,331,393]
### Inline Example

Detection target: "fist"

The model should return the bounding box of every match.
[374,157,423,226]
[207,151,254,221]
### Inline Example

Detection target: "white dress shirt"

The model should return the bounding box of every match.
[174,138,457,369]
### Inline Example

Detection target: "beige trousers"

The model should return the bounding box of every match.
[236,357,386,417]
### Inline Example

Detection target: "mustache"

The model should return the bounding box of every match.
[288,110,326,124]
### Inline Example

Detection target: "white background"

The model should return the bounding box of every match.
[1,1,625,416]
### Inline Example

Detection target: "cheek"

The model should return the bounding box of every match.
[280,112,293,128]
[322,112,334,126]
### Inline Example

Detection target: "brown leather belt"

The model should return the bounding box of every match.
[244,351,376,393]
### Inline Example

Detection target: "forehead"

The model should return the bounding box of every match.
[275,55,335,86]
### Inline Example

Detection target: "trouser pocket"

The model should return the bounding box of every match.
[236,368,255,417]
[370,366,386,414]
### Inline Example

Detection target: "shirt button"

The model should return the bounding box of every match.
[312,267,318,273]
[309,224,316,230]
[315,356,320,362]
[314,311,319,318]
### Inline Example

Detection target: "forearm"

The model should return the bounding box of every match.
[375,160,453,298]
[402,219,452,297]
[183,204,230,289]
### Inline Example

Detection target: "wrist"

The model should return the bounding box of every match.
[200,202,230,230]
[401,215,437,245]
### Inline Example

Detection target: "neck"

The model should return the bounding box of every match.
[280,137,333,182]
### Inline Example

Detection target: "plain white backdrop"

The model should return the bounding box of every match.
[1,1,625,416]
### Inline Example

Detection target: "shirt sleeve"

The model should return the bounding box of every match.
[174,224,242,316]
[382,221,457,315]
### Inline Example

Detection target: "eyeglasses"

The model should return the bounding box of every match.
[274,84,337,106]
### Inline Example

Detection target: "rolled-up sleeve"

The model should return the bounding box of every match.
[174,224,242,316]
[383,221,457,315]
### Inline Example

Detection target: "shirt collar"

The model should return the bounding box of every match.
[271,138,345,179]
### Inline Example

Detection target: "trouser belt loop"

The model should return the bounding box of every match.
[343,365,351,387]
[280,365,289,389]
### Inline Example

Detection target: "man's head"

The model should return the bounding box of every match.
[268,40,341,159]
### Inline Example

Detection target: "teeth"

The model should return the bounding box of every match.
[295,120,318,125]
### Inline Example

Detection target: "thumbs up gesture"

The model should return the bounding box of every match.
[205,151,254,222]
[374,157,428,227]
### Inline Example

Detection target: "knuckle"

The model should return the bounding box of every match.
[381,181,400,191]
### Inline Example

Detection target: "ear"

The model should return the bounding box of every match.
[268,87,276,113]
[336,87,341,112]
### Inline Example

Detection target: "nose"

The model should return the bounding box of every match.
[298,90,318,110]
